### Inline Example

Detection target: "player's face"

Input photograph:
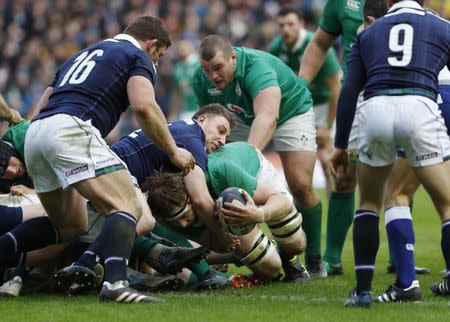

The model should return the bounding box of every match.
[0,156,26,180]
[170,203,197,229]
[197,115,231,153]
[277,13,302,46]
[148,44,167,66]
[200,51,237,89]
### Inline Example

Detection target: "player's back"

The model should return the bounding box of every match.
[111,120,207,187]
[36,36,156,137]
[208,142,260,177]
[358,2,450,99]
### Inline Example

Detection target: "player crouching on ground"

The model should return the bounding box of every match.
[144,167,307,283]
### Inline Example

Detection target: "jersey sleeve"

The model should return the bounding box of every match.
[182,137,208,172]
[335,38,366,149]
[207,160,257,199]
[129,51,157,85]
[267,38,278,55]
[244,61,279,100]
[192,67,210,107]
[319,0,342,36]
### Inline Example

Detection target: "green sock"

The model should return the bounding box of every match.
[323,191,355,265]
[132,235,159,258]
[298,202,322,259]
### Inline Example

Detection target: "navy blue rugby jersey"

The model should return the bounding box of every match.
[335,1,450,148]
[35,34,156,137]
[111,120,207,188]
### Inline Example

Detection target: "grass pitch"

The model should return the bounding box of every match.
[0,188,449,322]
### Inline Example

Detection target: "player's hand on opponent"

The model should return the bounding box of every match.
[8,109,24,125]
[169,147,195,176]
[220,190,264,224]
[10,184,36,196]
[329,148,349,178]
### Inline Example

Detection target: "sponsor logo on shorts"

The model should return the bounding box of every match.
[65,164,89,177]
[416,152,438,161]
[208,88,222,96]
[406,243,414,251]
[95,157,118,166]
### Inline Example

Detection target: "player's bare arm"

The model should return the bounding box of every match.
[182,165,219,231]
[29,87,54,119]
[247,86,281,150]
[128,75,195,175]
[220,185,292,225]
[0,94,23,124]
[299,27,337,84]
[317,71,341,147]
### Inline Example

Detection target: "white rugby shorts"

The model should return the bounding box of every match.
[356,95,450,167]
[25,114,127,192]
[229,109,317,152]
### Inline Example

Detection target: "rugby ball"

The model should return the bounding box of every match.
[216,187,255,236]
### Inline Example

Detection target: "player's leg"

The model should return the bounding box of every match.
[345,95,398,307]
[323,115,358,275]
[275,110,326,278]
[413,161,450,295]
[314,103,334,195]
[372,158,422,303]
[234,225,281,280]
[254,150,309,282]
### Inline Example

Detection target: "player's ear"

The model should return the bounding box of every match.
[146,39,159,50]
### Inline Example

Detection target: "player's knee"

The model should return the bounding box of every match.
[238,233,281,279]
[384,193,412,208]
[288,180,316,206]
[333,174,357,193]
[268,208,306,255]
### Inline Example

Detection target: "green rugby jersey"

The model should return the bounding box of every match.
[0,120,33,193]
[193,47,312,126]
[268,30,341,105]
[320,0,364,75]
[173,55,199,113]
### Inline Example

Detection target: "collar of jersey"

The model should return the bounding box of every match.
[388,0,422,13]
[113,34,142,49]
[290,29,307,53]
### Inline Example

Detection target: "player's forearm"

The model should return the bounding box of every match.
[0,95,14,121]
[134,103,178,158]
[299,44,328,84]
[299,28,336,84]
[259,194,292,222]
[247,113,277,150]
[326,74,341,126]
[29,87,54,119]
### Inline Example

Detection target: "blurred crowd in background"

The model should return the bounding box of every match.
[1,0,449,140]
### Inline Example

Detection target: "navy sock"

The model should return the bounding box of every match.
[82,212,137,283]
[385,207,416,288]
[353,210,379,294]
[0,217,59,266]
[441,220,450,276]
[0,205,23,235]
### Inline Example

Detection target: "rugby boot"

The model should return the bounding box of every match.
[431,277,450,295]
[282,255,310,283]
[343,289,371,308]
[99,280,163,303]
[373,280,421,303]
[128,271,186,292]
[55,263,104,295]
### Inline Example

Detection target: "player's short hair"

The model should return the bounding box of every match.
[363,0,388,20]
[392,0,424,5]
[0,141,20,177]
[277,5,303,20]
[142,170,187,220]
[192,103,236,130]
[124,16,172,48]
[199,35,233,61]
